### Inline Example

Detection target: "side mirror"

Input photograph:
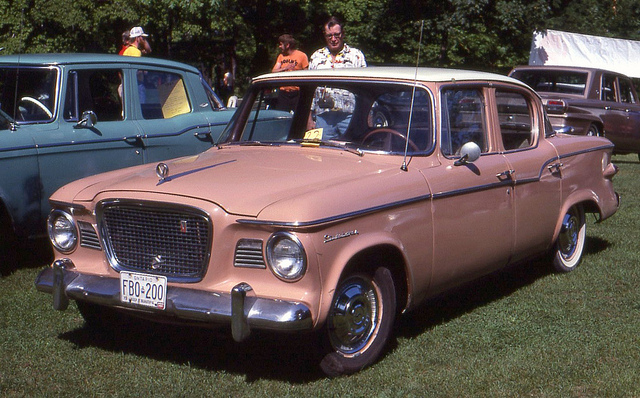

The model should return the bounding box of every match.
[76,110,97,128]
[554,125,573,135]
[454,142,481,166]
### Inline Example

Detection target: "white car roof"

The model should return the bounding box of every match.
[254,66,527,87]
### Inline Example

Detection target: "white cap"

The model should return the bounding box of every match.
[130,26,149,38]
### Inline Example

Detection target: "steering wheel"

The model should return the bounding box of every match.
[361,128,419,152]
[19,96,53,118]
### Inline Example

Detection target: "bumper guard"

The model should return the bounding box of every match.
[35,259,313,342]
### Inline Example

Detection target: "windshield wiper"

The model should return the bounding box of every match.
[217,141,281,149]
[294,139,364,157]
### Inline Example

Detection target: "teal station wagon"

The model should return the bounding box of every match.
[0,54,237,256]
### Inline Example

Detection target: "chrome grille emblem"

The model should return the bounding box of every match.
[180,220,188,233]
[151,254,164,270]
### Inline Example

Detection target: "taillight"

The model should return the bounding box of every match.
[546,99,567,114]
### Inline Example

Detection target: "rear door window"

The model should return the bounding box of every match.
[136,70,191,119]
[618,78,637,104]
[496,90,534,150]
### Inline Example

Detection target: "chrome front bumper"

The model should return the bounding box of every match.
[35,259,313,342]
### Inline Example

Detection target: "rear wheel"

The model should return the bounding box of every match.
[586,123,600,136]
[552,205,586,272]
[320,267,396,377]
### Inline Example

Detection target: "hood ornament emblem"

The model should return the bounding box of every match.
[156,163,169,183]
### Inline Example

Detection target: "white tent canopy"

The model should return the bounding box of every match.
[529,29,640,79]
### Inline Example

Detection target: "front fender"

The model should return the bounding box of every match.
[315,231,415,326]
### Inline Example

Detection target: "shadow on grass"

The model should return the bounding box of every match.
[56,237,611,382]
[60,314,327,382]
[0,238,53,277]
[398,235,610,338]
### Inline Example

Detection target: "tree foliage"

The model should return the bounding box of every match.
[0,0,637,93]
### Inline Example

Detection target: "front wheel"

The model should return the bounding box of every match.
[552,205,586,272]
[320,267,396,377]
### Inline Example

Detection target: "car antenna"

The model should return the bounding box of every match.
[401,20,424,172]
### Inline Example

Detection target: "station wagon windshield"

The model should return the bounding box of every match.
[511,70,588,95]
[219,81,434,155]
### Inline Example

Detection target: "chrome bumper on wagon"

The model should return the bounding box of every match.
[35,259,313,342]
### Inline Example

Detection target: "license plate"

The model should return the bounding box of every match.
[120,271,167,310]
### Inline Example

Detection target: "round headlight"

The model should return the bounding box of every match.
[47,210,78,253]
[266,232,306,281]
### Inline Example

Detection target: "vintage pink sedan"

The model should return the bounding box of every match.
[36,67,619,376]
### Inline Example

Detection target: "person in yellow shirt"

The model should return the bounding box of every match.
[123,26,151,57]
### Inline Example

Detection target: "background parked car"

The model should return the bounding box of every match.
[36,67,619,376]
[509,65,640,159]
[0,53,235,259]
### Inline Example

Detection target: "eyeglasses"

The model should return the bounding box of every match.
[324,32,342,39]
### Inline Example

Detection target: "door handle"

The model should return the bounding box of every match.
[496,169,515,179]
[194,131,213,143]
[547,162,563,173]
[123,135,145,147]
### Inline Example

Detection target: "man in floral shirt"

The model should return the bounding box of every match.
[309,17,366,139]
[309,17,367,69]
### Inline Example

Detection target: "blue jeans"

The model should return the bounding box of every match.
[315,111,352,140]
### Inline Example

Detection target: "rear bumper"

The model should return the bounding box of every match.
[35,259,313,341]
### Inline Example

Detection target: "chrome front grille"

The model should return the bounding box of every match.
[99,202,211,281]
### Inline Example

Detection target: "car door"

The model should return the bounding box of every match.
[0,65,57,236]
[33,65,145,220]
[493,87,562,262]
[130,67,214,163]
[600,73,630,142]
[424,86,514,293]
[614,76,640,152]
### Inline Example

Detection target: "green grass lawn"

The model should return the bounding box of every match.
[1,154,639,397]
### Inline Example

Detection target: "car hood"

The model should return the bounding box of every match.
[55,145,430,222]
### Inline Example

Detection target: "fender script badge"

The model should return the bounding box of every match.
[324,230,359,243]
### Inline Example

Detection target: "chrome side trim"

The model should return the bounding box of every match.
[556,144,615,160]
[35,265,313,340]
[236,194,432,228]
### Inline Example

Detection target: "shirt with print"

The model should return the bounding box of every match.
[310,44,366,115]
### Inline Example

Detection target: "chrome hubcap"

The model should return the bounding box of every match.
[559,213,578,258]
[328,277,379,355]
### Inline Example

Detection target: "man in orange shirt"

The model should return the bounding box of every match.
[272,34,308,73]
[272,34,308,111]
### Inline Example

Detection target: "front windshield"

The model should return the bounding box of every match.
[217,80,434,155]
[0,67,58,125]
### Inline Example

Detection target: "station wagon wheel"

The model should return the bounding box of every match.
[586,123,600,137]
[553,204,586,272]
[320,267,396,377]
[362,128,419,152]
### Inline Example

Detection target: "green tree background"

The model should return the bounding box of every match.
[1,0,638,94]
